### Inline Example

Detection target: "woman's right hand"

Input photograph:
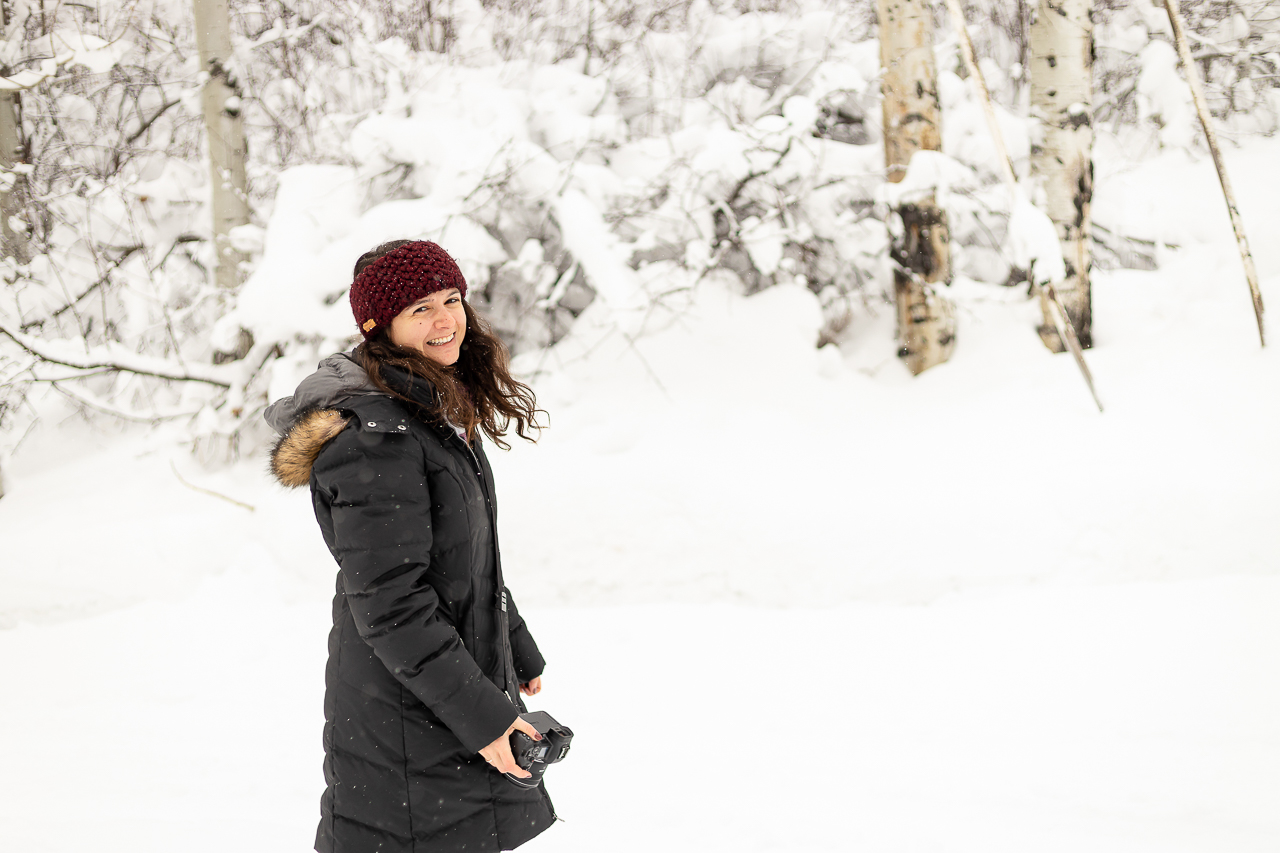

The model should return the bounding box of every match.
[479,715,542,778]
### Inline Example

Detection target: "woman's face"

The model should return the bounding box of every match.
[387,288,467,365]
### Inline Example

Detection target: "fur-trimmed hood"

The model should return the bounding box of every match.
[265,350,376,488]
[269,408,350,488]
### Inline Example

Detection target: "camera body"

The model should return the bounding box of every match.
[505,711,573,788]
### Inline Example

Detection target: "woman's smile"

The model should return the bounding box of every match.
[388,287,468,365]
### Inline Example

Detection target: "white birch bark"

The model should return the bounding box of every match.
[1,0,30,266]
[0,88,28,265]
[945,2,1102,411]
[877,0,955,375]
[192,0,249,290]
[1030,0,1093,351]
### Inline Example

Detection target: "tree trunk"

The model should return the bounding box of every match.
[0,89,29,265]
[1030,0,1093,351]
[192,0,249,290]
[1,0,31,266]
[877,0,955,375]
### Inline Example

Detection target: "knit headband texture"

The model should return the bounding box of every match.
[349,241,468,339]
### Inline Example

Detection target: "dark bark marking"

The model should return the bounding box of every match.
[1065,111,1091,130]
[1073,161,1094,229]
[891,203,949,279]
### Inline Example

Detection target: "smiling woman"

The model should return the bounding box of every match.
[387,287,468,365]
[351,240,542,448]
[264,239,552,853]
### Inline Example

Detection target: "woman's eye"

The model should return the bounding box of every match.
[446,297,460,305]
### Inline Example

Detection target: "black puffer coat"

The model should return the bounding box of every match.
[267,357,555,853]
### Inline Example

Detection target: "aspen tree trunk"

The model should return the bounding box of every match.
[0,89,29,265]
[193,0,249,290]
[1030,0,1093,351]
[877,0,955,375]
[1,2,30,266]
[1,1,23,501]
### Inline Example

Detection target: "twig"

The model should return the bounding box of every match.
[124,99,181,145]
[51,381,201,422]
[725,138,794,209]
[945,0,1017,188]
[1161,0,1266,347]
[170,461,256,511]
[20,245,144,331]
[1038,283,1104,413]
[10,367,115,384]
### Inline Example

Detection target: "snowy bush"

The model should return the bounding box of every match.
[2,0,1278,464]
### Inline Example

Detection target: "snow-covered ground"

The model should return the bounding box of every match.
[2,140,1279,852]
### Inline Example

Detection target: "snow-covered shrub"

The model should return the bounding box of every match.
[4,0,1279,464]
[0,2,216,444]
[1093,0,1280,140]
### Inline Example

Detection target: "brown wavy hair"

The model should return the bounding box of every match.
[352,241,544,449]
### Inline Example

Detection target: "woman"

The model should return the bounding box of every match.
[265,240,556,853]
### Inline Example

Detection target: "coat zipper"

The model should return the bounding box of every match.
[454,432,523,710]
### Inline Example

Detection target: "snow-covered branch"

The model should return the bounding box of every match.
[0,54,74,92]
[0,325,233,387]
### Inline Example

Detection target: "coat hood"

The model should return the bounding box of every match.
[269,409,349,489]
[265,351,377,489]
[263,350,376,436]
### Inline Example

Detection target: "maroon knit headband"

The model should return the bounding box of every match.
[349,241,468,339]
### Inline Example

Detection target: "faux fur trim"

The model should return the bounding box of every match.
[269,408,350,488]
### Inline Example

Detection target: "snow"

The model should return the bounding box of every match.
[1007,190,1066,284]
[5,7,1280,848]
[2,571,1275,852]
[1137,41,1197,151]
[3,132,1280,851]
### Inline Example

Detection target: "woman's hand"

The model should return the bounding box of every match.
[520,676,542,696]
[479,715,542,778]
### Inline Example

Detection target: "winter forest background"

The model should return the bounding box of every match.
[1,0,1278,851]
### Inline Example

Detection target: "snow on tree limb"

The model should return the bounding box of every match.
[551,190,645,317]
[0,325,232,387]
[0,55,74,92]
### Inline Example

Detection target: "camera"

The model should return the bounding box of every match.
[504,711,573,788]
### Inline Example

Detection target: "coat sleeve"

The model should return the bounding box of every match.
[504,587,546,683]
[313,427,518,754]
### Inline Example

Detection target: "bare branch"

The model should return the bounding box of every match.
[170,461,256,511]
[51,382,202,422]
[20,245,144,332]
[1162,0,1266,347]
[124,99,181,145]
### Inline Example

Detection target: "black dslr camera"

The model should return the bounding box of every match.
[504,711,573,789]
